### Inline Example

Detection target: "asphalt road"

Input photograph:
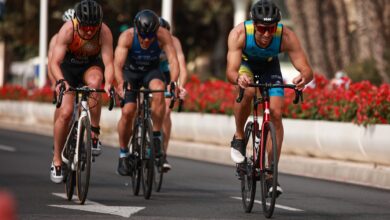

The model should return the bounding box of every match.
[1,128,390,220]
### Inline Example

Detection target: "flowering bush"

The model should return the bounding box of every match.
[1,74,389,125]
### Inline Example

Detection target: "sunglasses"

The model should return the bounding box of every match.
[254,24,277,34]
[79,25,99,33]
[138,31,155,40]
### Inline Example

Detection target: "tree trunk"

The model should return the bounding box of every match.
[367,0,390,83]
[321,0,339,76]
[303,0,331,77]
[354,0,373,61]
[285,0,312,71]
[333,0,353,68]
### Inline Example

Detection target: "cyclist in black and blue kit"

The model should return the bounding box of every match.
[114,9,179,175]
[226,0,313,196]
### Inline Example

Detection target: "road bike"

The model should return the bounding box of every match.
[56,83,115,204]
[120,81,176,199]
[236,81,302,218]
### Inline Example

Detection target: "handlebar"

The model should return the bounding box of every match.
[119,81,177,109]
[236,83,303,104]
[55,82,116,111]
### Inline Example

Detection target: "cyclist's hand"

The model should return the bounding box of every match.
[55,80,69,94]
[292,75,307,90]
[237,74,251,88]
[104,83,112,96]
[178,86,187,100]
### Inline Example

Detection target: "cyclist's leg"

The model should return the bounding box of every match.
[117,72,140,176]
[231,63,255,163]
[52,92,75,183]
[83,65,104,156]
[145,69,166,157]
[262,58,284,195]
[51,62,80,183]
[162,71,172,169]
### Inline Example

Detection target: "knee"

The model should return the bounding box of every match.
[57,108,73,123]
[121,105,136,121]
[86,78,102,89]
[271,109,283,126]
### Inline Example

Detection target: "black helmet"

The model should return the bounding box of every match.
[159,17,171,31]
[250,0,281,25]
[75,0,103,26]
[134,10,160,37]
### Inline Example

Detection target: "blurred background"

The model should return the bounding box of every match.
[0,0,389,89]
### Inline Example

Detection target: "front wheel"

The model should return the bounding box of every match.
[76,116,92,204]
[259,121,278,218]
[141,119,154,200]
[241,121,257,213]
[130,119,142,196]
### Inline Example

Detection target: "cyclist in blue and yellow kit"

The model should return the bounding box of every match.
[114,10,179,176]
[50,0,114,183]
[226,0,313,196]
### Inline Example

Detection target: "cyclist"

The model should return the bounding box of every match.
[114,9,179,176]
[159,17,188,171]
[226,0,313,196]
[49,0,115,183]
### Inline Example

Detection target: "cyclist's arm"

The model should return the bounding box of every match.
[114,29,133,90]
[50,21,73,82]
[226,23,246,85]
[47,34,58,87]
[172,36,187,86]
[281,27,313,89]
[100,23,115,87]
[158,27,179,82]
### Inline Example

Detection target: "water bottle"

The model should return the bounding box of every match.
[254,131,261,150]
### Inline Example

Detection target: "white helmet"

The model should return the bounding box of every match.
[62,9,75,22]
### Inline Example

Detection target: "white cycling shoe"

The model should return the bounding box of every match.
[50,162,63,184]
[231,148,245,163]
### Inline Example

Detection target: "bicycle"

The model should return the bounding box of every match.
[56,83,115,204]
[120,81,176,199]
[236,81,303,218]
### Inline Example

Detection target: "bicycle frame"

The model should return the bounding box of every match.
[251,87,272,173]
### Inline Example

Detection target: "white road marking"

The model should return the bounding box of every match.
[231,196,304,212]
[0,144,16,152]
[49,193,145,218]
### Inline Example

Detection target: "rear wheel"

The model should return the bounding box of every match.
[76,117,91,204]
[153,156,164,192]
[141,119,154,200]
[259,121,278,218]
[241,121,257,213]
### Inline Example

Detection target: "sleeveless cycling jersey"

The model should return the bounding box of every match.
[159,51,170,73]
[242,20,283,63]
[64,19,101,65]
[125,29,161,73]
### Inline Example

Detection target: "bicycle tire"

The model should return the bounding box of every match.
[65,170,76,200]
[141,119,154,200]
[241,121,257,213]
[130,119,142,196]
[76,116,92,204]
[153,156,164,192]
[64,126,77,201]
[259,121,278,218]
